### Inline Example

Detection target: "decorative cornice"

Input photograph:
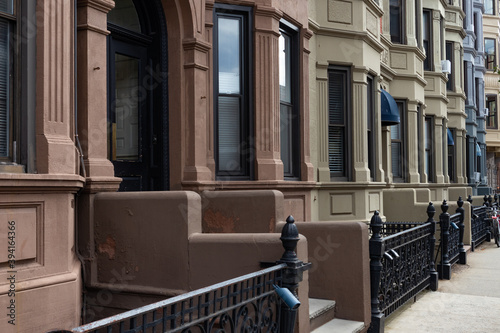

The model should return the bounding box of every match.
[255,5,283,22]
[310,25,384,53]
[77,0,114,13]
[182,38,212,52]
[77,23,110,36]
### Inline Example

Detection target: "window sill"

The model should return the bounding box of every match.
[0,164,25,173]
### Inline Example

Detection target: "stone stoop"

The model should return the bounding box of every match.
[309,298,336,331]
[309,298,365,333]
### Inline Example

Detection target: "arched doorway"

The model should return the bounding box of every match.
[107,0,169,191]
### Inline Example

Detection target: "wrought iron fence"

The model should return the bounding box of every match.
[65,216,310,333]
[436,198,466,280]
[368,203,438,333]
[469,195,489,251]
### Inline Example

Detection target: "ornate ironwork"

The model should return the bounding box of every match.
[71,264,286,333]
[369,203,437,333]
[378,223,432,317]
[471,205,488,250]
[447,212,460,264]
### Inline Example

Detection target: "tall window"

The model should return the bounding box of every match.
[485,0,495,15]
[423,9,432,71]
[487,95,497,129]
[485,38,496,71]
[448,128,456,182]
[415,0,421,48]
[328,66,351,180]
[214,5,253,179]
[0,0,34,172]
[390,0,405,44]
[279,22,300,179]
[446,42,454,91]
[424,116,434,182]
[367,76,376,181]
[391,100,406,181]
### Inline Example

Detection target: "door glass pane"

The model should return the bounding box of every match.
[218,96,241,172]
[114,54,139,161]
[108,0,141,33]
[0,19,9,157]
[0,0,13,14]
[218,17,240,94]
[280,103,292,175]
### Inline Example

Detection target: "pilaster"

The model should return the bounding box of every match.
[407,100,420,183]
[352,67,370,182]
[316,62,330,182]
[254,7,283,180]
[36,0,78,174]
[76,0,118,184]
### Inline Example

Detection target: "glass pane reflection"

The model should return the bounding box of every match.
[218,17,240,94]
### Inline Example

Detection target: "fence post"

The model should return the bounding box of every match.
[488,195,493,208]
[456,197,466,265]
[467,195,476,251]
[484,195,488,206]
[437,200,451,280]
[368,211,384,333]
[278,216,311,333]
[427,202,438,291]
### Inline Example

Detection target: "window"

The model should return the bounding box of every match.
[464,61,469,104]
[279,22,300,179]
[391,100,406,181]
[367,76,376,181]
[487,95,497,129]
[214,5,253,179]
[423,9,432,71]
[446,42,454,91]
[390,0,405,44]
[485,0,495,15]
[0,0,34,172]
[474,13,479,50]
[448,128,455,183]
[415,0,420,48]
[424,116,434,182]
[485,38,496,71]
[328,66,351,180]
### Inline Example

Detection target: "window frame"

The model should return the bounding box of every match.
[391,100,407,182]
[448,128,456,183]
[446,41,454,91]
[424,116,434,183]
[328,65,352,181]
[390,0,405,44]
[485,0,495,15]
[213,4,254,180]
[0,0,35,173]
[423,9,433,71]
[487,95,497,129]
[279,20,300,180]
[485,38,496,71]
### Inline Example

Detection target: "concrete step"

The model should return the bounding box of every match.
[309,298,336,331]
[311,318,365,333]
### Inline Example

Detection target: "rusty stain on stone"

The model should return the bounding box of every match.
[203,209,237,233]
[98,235,116,260]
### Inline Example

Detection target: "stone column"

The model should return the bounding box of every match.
[36,0,78,174]
[254,6,283,180]
[434,117,445,184]
[352,67,369,182]
[407,101,420,183]
[76,0,120,187]
[316,62,330,182]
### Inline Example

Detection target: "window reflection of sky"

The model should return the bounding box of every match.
[218,17,240,94]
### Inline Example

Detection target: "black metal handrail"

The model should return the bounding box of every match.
[368,203,438,333]
[65,216,310,333]
[72,264,287,333]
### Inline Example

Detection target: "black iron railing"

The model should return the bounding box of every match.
[65,216,310,333]
[436,198,466,280]
[368,203,438,333]
[467,195,498,251]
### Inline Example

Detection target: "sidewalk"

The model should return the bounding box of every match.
[385,241,500,333]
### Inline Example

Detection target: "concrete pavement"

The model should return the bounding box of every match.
[385,240,500,333]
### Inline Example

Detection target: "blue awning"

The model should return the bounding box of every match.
[381,89,400,126]
[447,128,454,146]
[476,143,482,157]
